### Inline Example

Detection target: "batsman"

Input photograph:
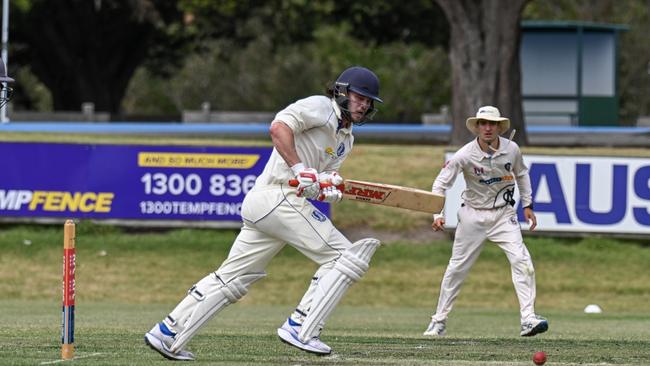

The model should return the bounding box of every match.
[145,66,383,360]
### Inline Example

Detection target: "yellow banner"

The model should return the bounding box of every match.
[138,152,260,169]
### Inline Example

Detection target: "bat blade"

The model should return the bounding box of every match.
[288,178,445,213]
[341,179,444,214]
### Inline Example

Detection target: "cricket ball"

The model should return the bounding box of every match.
[533,351,547,365]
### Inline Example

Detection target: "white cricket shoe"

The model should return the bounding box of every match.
[277,318,332,355]
[520,315,549,337]
[144,323,195,361]
[423,318,446,336]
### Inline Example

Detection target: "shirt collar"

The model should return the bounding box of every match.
[472,136,505,159]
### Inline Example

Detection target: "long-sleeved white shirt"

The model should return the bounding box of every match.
[432,136,533,210]
[254,96,353,186]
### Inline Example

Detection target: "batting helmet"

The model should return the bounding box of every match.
[0,58,13,108]
[332,66,382,124]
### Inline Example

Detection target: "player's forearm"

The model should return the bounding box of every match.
[270,121,301,167]
[516,174,533,207]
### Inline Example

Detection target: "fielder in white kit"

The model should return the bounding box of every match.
[145,66,383,360]
[423,106,548,337]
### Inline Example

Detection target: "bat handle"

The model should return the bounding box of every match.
[287,179,345,190]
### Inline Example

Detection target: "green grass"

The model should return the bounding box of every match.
[2,224,649,311]
[1,224,649,364]
[1,302,649,365]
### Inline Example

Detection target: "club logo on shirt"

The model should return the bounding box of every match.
[337,143,345,157]
[509,216,518,225]
[311,210,327,222]
[474,166,484,175]
[325,147,337,158]
[505,162,512,171]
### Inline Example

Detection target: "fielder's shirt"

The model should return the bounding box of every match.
[433,136,533,210]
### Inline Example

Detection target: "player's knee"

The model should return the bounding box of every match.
[511,258,534,277]
[444,264,465,277]
[190,272,265,303]
[445,257,470,275]
[334,237,380,282]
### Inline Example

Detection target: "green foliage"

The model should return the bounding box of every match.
[124,24,450,122]
[13,66,52,111]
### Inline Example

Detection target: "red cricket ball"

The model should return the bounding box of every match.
[533,351,547,365]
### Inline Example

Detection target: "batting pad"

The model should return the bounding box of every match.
[298,238,380,342]
[170,272,265,352]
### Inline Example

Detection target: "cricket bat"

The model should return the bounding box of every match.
[289,178,445,214]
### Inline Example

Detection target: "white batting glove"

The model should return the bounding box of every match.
[318,185,343,203]
[318,171,344,186]
[294,167,320,200]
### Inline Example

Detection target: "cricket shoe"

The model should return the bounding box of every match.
[145,322,195,361]
[423,318,446,336]
[277,318,331,355]
[520,315,549,337]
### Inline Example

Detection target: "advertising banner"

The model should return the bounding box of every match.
[443,153,650,235]
[0,142,329,225]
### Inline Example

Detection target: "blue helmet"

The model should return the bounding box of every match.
[336,66,382,103]
[332,66,382,124]
[0,59,13,108]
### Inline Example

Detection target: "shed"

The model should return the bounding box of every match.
[520,21,629,126]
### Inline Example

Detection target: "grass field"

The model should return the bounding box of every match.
[2,303,649,365]
[1,224,649,365]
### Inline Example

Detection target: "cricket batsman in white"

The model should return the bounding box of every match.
[145,66,383,360]
[423,106,548,337]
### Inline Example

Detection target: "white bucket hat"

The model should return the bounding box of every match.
[465,105,510,135]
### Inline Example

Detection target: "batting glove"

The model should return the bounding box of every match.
[294,167,320,200]
[318,185,343,203]
[318,171,344,186]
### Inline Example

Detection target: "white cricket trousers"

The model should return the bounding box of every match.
[432,204,537,323]
[215,184,352,312]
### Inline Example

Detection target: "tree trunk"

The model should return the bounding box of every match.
[435,0,530,146]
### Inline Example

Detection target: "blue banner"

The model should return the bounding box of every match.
[0,142,329,223]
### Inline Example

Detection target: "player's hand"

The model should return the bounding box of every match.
[318,171,344,186]
[295,168,320,199]
[524,207,537,231]
[318,185,343,203]
[432,214,445,231]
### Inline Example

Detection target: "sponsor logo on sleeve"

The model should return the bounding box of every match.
[337,143,345,157]
[311,210,327,222]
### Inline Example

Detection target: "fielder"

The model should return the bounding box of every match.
[0,58,14,108]
[423,106,548,337]
[145,66,383,360]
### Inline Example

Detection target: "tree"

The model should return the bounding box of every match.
[181,0,448,49]
[435,0,530,145]
[11,0,449,115]
[11,0,188,113]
